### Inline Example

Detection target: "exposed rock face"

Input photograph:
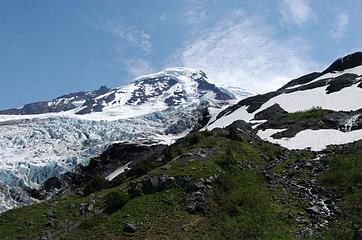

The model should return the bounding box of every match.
[29,143,168,200]
[254,104,288,120]
[258,109,362,139]
[128,78,179,105]
[0,86,110,115]
[142,175,176,194]
[226,120,257,141]
[90,143,167,178]
[43,177,63,191]
[322,52,362,73]
[326,73,360,94]
[278,72,323,91]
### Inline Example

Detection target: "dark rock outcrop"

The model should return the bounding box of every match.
[29,143,167,200]
[326,73,360,94]
[254,104,288,120]
[322,52,362,74]
[142,175,175,194]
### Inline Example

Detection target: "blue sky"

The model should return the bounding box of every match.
[0,0,361,109]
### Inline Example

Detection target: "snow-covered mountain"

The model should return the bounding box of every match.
[207,52,362,151]
[0,67,249,118]
[0,67,253,212]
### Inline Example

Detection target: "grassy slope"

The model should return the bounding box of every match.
[318,141,362,239]
[0,130,361,239]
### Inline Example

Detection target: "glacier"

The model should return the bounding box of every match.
[0,102,211,212]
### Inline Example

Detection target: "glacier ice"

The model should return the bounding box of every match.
[0,102,210,212]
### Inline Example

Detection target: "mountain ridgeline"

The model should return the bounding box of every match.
[0,53,362,239]
[0,68,239,115]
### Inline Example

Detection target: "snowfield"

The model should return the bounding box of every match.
[257,128,362,151]
[206,64,362,151]
[257,84,362,113]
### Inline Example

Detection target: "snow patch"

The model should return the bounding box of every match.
[206,106,254,130]
[258,83,362,114]
[258,128,362,151]
[106,162,131,181]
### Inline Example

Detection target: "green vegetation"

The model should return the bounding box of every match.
[104,190,129,214]
[0,130,361,239]
[318,141,362,239]
[272,150,313,175]
[280,106,329,123]
[189,132,205,145]
[211,169,291,239]
[83,172,110,195]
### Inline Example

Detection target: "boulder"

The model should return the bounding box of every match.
[142,175,175,194]
[124,223,136,233]
[185,191,206,213]
[306,206,320,215]
[142,176,160,194]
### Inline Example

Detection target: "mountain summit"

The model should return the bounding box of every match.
[0,67,251,119]
[0,67,252,212]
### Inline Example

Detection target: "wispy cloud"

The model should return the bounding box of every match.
[173,10,318,93]
[126,58,155,77]
[183,0,207,25]
[159,13,170,23]
[81,15,152,55]
[105,19,152,54]
[280,0,315,26]
[332,13,349,39]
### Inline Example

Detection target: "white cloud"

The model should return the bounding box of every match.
[159,13,170,22]
[183,0,207,25]
[332,13,349,39]
[280,0,315,26]
[174,11,318,93]
[80,15,153,54]
[105,20,152,54]
[126,58,155,77]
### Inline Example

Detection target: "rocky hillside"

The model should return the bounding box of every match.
[0,121,361,239]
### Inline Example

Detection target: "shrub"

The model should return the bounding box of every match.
[216,147,237,169]
[163,147,177,163]
[189,133,203,145]
[104,190,129,214]
[228,126,241,141]
[126,160,160,178]
[213,168,289,239]
[83,172,109,195]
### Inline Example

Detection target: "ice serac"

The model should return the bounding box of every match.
[206,52,362,151]
[0,67,253,212]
